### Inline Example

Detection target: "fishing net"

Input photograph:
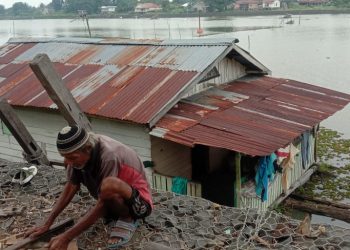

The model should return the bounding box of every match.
[0,161,349,250]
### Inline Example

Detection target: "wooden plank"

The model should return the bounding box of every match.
[160,176,166,190]
[290,194,350,210]
[29,53,91,131]
[187,183,191,196]
[0,100,50,165]
[4,218,74,250]
[196,183,202,197]
[234,152,241,207]
[166,177,172,191]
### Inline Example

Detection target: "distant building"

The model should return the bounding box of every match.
[263,0,281,9]
[100,6,117,14]
[234,0,261,11]
[298,0,329,5]
[135,3,162,13]
[40,7,50,15]
[234,0,281,10]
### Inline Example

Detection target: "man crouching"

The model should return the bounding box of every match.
[26,125,153,250]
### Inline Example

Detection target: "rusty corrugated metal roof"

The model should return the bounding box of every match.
[0,38,240,124]
[151,76,350,156]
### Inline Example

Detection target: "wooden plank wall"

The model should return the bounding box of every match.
[0,108,152,165]
[240,132,315,210]
[151,137,192,179]
[184,57,246,98]
[153,173,202,197]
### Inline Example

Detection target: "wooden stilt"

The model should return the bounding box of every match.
[0,100,50,165]
[234,152,241,207]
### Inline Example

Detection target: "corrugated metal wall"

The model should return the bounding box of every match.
[240,132,315,210]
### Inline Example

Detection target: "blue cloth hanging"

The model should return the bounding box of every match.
[172,176,188,195]
[255,153,276,202]
[301,131,310,169]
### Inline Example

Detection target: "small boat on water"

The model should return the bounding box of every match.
[286,19,294,24]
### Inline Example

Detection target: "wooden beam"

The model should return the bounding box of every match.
[234,152,241,207]
[290,194,350,210]
[0,99,50,165]
[29,53,92,131]
[285,198,350,223]
[4,218,74,250]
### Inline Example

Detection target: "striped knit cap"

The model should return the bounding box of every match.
[56,125,89,154]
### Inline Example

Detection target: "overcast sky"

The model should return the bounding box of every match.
[1,0,51,8]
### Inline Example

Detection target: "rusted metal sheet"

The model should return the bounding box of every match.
[107,46,151,66]
[153,46,228,71]
[168,101,216,121]
[160,38,237,46]
[133,45,228,71]
[28,63,83,107]
[156,114,198,132]
[78,66,145,114]
[0,38,257,125]
[87,45,126,64]
[19,63,78,107]
[0,65,33,97]
[0,63,27,78]
[15,43,87,64]
[97,67,172,119]
[126,71,198,123]
[0,43,36,64]
[153,76,350,156]
[71,65,121,103]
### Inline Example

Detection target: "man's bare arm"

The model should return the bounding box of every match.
[26,182,80,238]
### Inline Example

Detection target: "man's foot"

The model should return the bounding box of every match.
[107,218,138,249]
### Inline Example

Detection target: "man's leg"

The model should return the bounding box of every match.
[99,177,135,247]
[99,176,133,219]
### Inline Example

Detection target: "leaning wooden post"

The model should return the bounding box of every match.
[234,152,242,207]
[29,53,92,132]
[314,124,318,161]
[0,99,50,165]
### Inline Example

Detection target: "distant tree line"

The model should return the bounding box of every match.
[0,0,349,17]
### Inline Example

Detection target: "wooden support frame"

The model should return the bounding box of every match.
[29,53,92,131]
[0,99,50,165]
[234,152,241,207]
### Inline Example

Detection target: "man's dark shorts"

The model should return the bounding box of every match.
[125,187,152,220]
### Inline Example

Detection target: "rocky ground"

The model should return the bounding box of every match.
[1,160,350,249]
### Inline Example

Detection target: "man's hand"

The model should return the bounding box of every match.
[48,234,70,250]
[25,224,50,239]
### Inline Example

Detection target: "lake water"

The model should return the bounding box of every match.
[1,15,349,138]
[0,15,350,227]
